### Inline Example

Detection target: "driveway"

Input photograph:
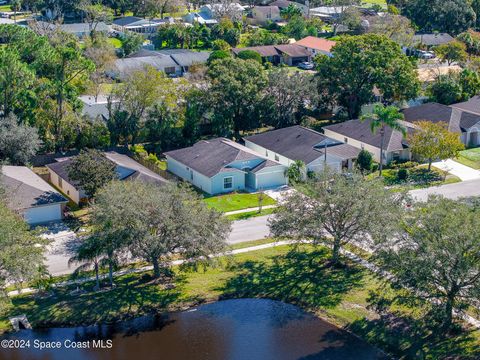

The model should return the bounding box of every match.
[40,223,82,276]
[432,159,480,181]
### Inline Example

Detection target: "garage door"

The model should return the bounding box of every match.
[255,170,287,190]
[24,205,63,225]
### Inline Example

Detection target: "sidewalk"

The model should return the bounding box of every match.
[224,204,277,216]
[432,159,480,181]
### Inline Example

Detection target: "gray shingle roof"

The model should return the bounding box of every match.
[402,102,480,132]
[1,166,67,211]
[245,125,348,164]
[46,152,168,189]
[113,16,144,27]
[413,33,454,46]
[451,96,480,115]
[170,51,211,67]
[325,143,362,160]
[165,138,278,177]
[113,56,178,77]
[323,120,410,152]
[232,44,309,58]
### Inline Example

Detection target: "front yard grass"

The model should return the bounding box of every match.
[2,244,479,358]
[203,192,276,213]
[226,207,276,221]
[456,148,480,169]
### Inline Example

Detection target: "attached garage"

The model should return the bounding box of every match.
[251,162,288,190]
[24,204,64,225]
[1,166,68,226]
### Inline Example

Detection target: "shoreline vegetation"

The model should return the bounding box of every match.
[2,243,479,358]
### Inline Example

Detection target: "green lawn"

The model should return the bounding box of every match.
[203,192,276,213]
[2,244,479,358]
[361,0,387,7]
[0,5,12,11]
[226,207,276,221]
[456,148,480,169]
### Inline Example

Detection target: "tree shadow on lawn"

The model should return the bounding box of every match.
[347,310,480,359]
[9,273,183,328]
[218,247,365,310]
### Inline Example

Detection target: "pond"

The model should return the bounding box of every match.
[0,299,387,360]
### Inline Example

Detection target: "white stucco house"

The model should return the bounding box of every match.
[244,125,361,173]
[1,166,68,225]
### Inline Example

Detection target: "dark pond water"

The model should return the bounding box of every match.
[0,299,387,360]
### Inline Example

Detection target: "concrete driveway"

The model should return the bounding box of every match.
[432,159,480,181]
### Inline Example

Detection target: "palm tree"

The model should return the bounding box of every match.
[69,235,105,290]
[360,104,406,176]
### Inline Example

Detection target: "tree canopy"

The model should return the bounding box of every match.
[315,34,420,118]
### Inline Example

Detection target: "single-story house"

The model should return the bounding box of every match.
[323,119,413,164]
[244,125,361,173]
[156,49,211,73]
[110,49,210,78]
[46,151,169,204]
[201,3,245,21]
[232,44,310,65]
[248,6,281,25]
[32,21,110,38]
[1,166,68,225]
[309,6,345,21]
[78,95,111,121]
[165,138,288,194]
[112,16,174,35]
[294,36,336,57]
[269,0,308,15]
[403,102,480,147]
[183,12,218,26]
[412,33,454,48]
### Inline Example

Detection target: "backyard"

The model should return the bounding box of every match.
[203,192,276,212]
[456,148,480,169]
[1,244,479,359]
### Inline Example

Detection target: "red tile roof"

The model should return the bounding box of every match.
[295,36,336,53]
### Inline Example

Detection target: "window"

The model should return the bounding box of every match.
[224,177,233,189]
[275,154,279,161]
[265,150,268,156]
[344,137,348,143]
[58,177,63,188]
[164,67,176,74]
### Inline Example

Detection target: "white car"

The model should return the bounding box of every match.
[417,50,435,60]
[297,62,315,70]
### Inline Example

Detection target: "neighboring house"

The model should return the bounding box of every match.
[78,95,111,121]
[412,33,454,48]
[323,119,413,164]
[46,152,169,204]
[248,6,281,25]
[32,21,110,38]
[244,125,361,173]
[269,0,308,15]
[232,44,310,65]
[1,166,68,225]
[183,12,218,26]
[403,102,480,147]
[156,49,211,73]
[309,6,345,21]
[110,49,210,78]
[165,138,288,195]
[202,3,244,20]
[294,36,336,57]
[112,16,174,35]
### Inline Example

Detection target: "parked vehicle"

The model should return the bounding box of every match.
[297,62,315,70]
[416,50,435,59]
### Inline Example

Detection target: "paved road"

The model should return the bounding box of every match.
[227,215,271,244]
[44,180,480,275]
[409,178,480,201]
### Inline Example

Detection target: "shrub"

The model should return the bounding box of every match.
[357,149,373,173]
[212,39,231,51]
[371,163,379,173]
[237,49,262,63]
[397,168,409,181]
[207,50,231,65]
